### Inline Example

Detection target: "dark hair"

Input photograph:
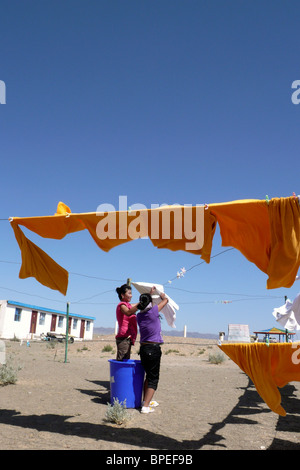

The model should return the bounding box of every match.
[138,293,152,311]
[116,284,132,300]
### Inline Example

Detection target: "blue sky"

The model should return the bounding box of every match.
[1,0,300,336]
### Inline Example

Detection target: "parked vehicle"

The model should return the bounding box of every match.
[41,332,75,343]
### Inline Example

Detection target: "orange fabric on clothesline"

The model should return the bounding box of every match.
[267,197,300,289]
[210,199,271,274]
[11,222,69,295]
[9,197,300,295]
[219,342,300,416]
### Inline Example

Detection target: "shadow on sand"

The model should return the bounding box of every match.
[1,376,300,449]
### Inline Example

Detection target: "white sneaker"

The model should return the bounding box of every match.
[141,406,155,414]
[141,400,159,407]
[149,400,159,407]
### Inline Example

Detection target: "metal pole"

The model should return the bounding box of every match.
[64,302,70,363]
[127,278,131,286]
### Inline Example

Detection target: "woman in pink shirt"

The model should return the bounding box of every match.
[115,284,139,361]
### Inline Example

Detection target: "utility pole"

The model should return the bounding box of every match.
[64,302,70,363]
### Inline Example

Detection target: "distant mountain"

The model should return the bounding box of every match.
[162,330,219,340]
[93,327,115,335]
[93,326,219,340]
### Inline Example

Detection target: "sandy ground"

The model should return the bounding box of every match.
[1,335,300,452]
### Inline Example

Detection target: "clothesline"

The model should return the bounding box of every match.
[8,196,300,296]
[0,248,278,306]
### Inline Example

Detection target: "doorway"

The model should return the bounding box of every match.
[50,314,57,332]
[30,310,38,334]
[80,320,85,339]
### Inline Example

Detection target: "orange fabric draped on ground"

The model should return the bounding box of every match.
[9,196,300,295]
[219,342,300,416]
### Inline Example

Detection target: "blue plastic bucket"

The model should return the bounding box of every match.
[109,359,145,408]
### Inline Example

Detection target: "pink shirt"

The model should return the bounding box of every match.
[116,301,137,345]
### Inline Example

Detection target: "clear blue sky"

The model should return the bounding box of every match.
[1,0,300,336]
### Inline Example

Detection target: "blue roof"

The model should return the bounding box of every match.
[7,300,95,321]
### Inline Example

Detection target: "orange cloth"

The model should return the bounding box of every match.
[220,342,300,416]
[210,196,300,289]
[11,222,69,295]
[9,197,300,295]
[10,203,215,294]
[210,199,271,274]
[267,197,300,288]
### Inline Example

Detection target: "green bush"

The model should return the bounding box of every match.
[105,398,131,425]
[208,352,225,365]
[164,349,179,355]
[0,356,22,385]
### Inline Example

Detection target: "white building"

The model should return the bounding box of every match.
[0,300,95,341]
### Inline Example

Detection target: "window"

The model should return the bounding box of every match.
[14,308,22,322]
[86,321,91,331]
[73,319,78,330]
[58,316,64,328]
[39,312,46,326]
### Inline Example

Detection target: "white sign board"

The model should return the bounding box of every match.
[228,324,250,343]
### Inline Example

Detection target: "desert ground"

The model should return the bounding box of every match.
[1,334,300,452]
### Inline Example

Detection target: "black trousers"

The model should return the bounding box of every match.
[140,343,162,390]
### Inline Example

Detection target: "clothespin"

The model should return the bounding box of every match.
[292,193,300,205]
[265,195,270,205]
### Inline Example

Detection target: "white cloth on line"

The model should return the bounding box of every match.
[272,292,300,331]
[132,281,178,328]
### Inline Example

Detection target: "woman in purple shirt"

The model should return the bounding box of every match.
[137,287,168,414]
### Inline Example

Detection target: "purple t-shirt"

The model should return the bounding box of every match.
[137,304,163,343]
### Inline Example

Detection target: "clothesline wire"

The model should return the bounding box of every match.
[166,286,281,298]
[72,289,116,304]
[69,272,123,282]
[162,248,235,285]
[0,246,286,306]
[71,247,281,303]
[72,297,283,306]
[0,286,67,304]
[72,248,237,303]
[0,260,124,282]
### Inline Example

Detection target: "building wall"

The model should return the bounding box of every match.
[0,302,7,337]
[0,301,94,340]
[0,302,32,339]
